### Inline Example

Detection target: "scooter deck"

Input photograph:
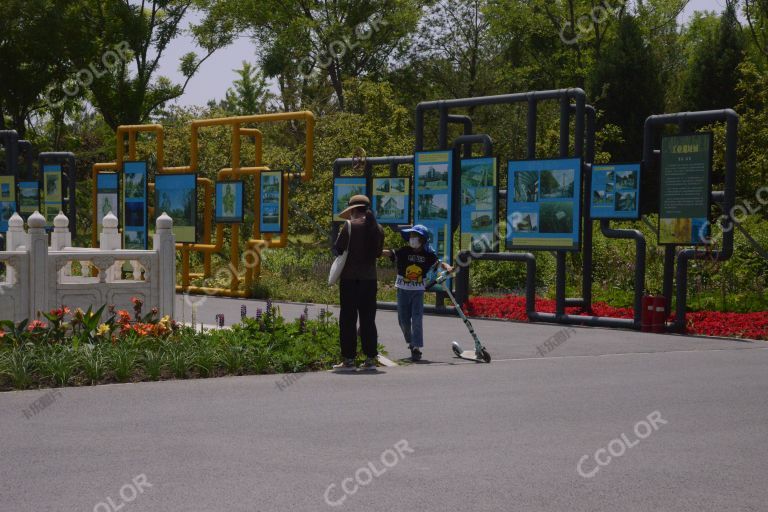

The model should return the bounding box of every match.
[455,351,482,361]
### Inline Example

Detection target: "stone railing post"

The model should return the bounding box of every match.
[6,212,27,251]
[5,213,26,284]
[100,211,121,281]
[26,211,49,318]
[50,211,72,280]
[50,211,71,250]
[153,212,176,319]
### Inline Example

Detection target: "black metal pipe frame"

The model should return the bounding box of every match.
[39,152,78,238]
[0,130,20,176]
[447,115,474,158]
[642,109,738,332]
[415,89,620,327]
[17,140,34,179]
[599,220,646,327]
[0,131,20,250]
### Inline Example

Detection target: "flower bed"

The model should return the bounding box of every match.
[0,300,353,391]
[463,295,768,340]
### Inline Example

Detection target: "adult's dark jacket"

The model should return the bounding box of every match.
[334,218,385,281]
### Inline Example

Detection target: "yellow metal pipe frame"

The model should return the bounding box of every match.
[93,111,315,299]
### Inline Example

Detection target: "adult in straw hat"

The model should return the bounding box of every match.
[332,194,385,371]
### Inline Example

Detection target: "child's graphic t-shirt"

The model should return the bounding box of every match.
[390,247,438,290]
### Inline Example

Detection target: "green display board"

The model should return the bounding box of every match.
[659,133,712,245]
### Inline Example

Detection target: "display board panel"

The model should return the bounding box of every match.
[123,161,148,249]
[332,177,368,222]
[216,180,245,224]
[17,181,40,221]
[372,177,410,225]
[590,163,641,220]
[42,164,62,227]
[96,172,120,227]
[155,173,197,244]
[659,133,713,245]
[460,157,497,251]
[414,150,454,278]
[0,175,17,232]
[259,171,283,233]
[506,157,582,251]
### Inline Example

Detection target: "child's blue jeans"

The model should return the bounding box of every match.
[397,288,424,348]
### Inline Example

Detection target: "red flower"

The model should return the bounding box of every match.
[464,295,767,340]
[28,320,48,331]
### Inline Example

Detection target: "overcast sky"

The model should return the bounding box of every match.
[157,0,734,108]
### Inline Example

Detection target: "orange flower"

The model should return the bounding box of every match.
[117,310,131,324]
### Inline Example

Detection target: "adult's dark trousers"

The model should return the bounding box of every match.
[339,278,378,359]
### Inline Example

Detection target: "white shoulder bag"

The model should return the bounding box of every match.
[328,220,351,285]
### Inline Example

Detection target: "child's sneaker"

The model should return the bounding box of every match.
[359,357,377,371]
[332,359,356,372]
[410,347,422,361]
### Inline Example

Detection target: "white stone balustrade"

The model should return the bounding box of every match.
[0,211,176,323]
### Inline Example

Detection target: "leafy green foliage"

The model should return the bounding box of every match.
[0,306,348,391]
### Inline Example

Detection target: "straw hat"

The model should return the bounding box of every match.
[338,194,371,219]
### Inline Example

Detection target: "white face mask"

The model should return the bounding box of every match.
[409,237,422,249]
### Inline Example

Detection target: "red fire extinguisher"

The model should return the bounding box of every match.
[641,295,655,332]
[652,296,667,333]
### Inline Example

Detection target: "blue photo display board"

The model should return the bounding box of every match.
[260,171,283,233]
[590,163,641,219]
[333,177,368,222]
[216,181,244,224]
[17,181,40,221]
[0,175,17,233]
[96,172,120,227]
[414,150,453,266]
[506,158,582,251]
[372,177,410,225]
[123,161,148,249]
[42,164,63,228]
[460,157,497,251]
[155,173,197,244]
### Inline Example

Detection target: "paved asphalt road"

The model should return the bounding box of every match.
[1,295,766,511]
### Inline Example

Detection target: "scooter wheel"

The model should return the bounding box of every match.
[451,342,462,356]
[481,349,491,363]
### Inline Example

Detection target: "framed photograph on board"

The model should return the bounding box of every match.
[460,157,498,252]
[18,181,40,220]
[372,177,410,225]
[215,180,244,224]
[123,161,148,249]
[590,163,641,220]
[155,173,197,244]
[260,171,283,233]
[332,177,367,222]
[96,172,120,227]
[506,157,582,251]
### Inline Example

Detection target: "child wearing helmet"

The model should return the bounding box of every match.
[382,224,452,361]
